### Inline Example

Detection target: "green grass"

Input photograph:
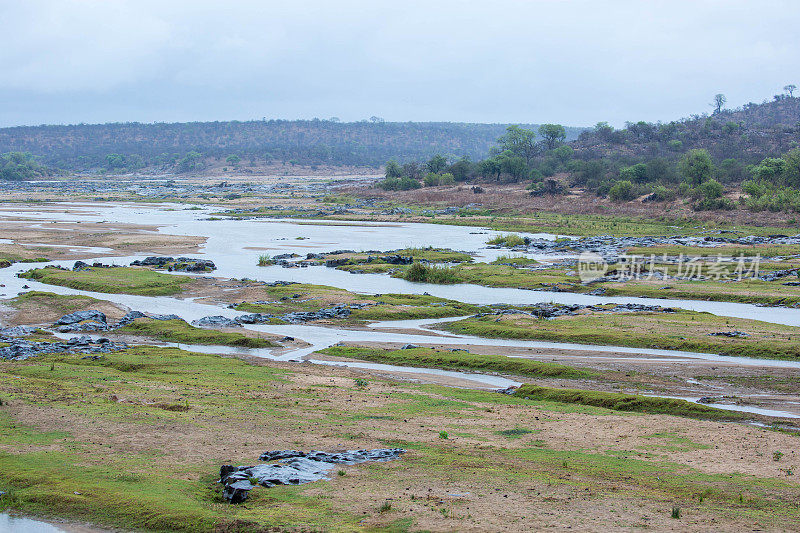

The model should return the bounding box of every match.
[487,234,526,247]
[512,384,747,421]
[119,318,277,348]
[491,255,538,266]
[440,309,800,361]
[20,266,191,296]
[402,263,461,284]
[317,346,594,379]
[1,345,798,530]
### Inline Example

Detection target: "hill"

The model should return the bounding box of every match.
[572,95,800,165]
[0,120,585,173]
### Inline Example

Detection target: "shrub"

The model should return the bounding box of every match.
[487,234,526,247]
[439,172,455,185]
[377,176,422,191]
[403,263,461,284]
[423,172,440,186]
[608,180,636,201]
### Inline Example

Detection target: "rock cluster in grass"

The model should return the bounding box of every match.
[130,256,216,272]
[472,302,675,320]
[219,448,405,503]
[72,261,122,271]
[0,333,128,361]
[193,304,364,328]
[500,232,800,261]
[52,310,181,333]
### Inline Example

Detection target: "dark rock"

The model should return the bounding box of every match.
[131,256,174,267]
[192,316,242,328]
[380,255,413,265]
[258,450,306,461]
[55,310,107,326]
[0,325,37,337]
[401,344,419,349]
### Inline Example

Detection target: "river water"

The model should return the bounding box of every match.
[1,201,798,418]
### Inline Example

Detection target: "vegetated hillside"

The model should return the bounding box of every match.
[573,95,800,164]
[374,93,800,214]
[0,119,585,172]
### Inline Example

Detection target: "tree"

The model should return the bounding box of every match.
[384,159,403,178]
[784,148,800,187]
[105,153,126,169]
[426,154,447,174]
[751,157,787,184]
[447,157,473,182]
[496,126,537,165]
[478,157,502,180]
[678,149,714,186]
[0,152,46,181]
[538,124,566,150]
[369,116,385,123]
[784,84,797,97]
[498,153,529,181]
[402,161,423,180]
[225,154,241,166]
[619,163,648,183]
[712,93,726,114]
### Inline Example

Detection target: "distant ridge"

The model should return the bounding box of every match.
[0,119,586,171]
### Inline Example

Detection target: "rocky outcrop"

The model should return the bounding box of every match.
[130,257,216,272]
[53,310,109,332]
[0,334,128,361]
[192,316,241,328]
[219,448,405,503]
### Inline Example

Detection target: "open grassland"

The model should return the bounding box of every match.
[318,345,594,379]
[20,266,191,296]
[440,309,800,361]
[1,346,800,531]
[118,318,277,348]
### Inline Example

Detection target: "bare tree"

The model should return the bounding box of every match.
[785,84,797,97]
[712,93,726,114]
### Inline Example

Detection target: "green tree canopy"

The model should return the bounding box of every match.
[538,124,566,150]
[678,149,714,186]
[497,125,538,165]
[426,154,448,174]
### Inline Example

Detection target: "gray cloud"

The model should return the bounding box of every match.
[1,0,799,127]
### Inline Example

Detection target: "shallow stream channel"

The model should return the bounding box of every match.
[2,202,799,420]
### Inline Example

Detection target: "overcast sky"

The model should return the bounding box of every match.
[2,0,799,128]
